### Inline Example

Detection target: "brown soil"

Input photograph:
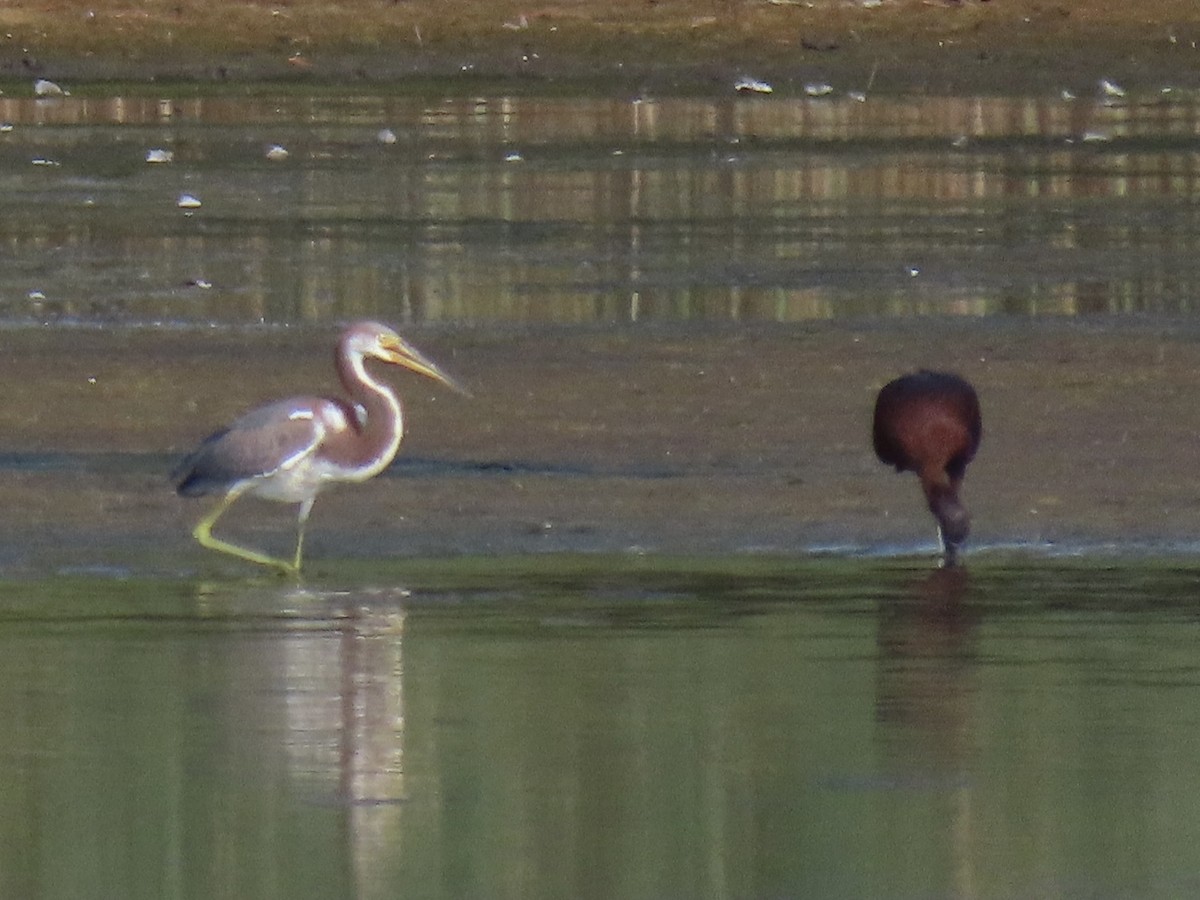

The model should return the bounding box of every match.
[4,319,1200,569]
[0,0,1198,94]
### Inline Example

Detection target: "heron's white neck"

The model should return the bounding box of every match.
[337,348,404,480]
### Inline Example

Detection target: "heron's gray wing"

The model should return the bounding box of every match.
[172,398,325,496]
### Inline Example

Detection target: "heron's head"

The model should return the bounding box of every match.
[346,321,469,395]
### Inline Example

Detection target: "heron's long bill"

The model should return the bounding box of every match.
[384,337,470,396]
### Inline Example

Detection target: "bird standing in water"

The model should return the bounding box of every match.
[173,321,465,574]
[872,370,982,565]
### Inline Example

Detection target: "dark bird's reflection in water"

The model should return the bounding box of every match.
[875,567,979,897]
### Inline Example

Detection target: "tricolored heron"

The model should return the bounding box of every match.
[172,321,465,574]
[872,370,982,565]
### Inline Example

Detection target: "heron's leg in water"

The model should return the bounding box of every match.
[192,486,299,575]
[291,497,317,572]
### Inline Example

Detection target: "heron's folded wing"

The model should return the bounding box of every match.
[173,398,326,495]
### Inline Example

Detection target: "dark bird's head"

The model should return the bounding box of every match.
[926,483,970,565]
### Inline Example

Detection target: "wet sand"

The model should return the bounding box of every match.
[4,318,1200,572]
[1,0,1197,95]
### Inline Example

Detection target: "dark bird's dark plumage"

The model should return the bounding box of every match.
[872,370,981,564]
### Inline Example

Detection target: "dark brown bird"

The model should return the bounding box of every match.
[172,321,466,574]
[872,370,982,565]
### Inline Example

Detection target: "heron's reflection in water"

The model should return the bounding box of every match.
[282,603,408,896]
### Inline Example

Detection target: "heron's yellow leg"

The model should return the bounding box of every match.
[290,497,317,573]
[193,488,298,575]
[292,522,306,572]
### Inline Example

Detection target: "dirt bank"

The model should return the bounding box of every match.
[0,0,1198,95]
[3,318,1200,572]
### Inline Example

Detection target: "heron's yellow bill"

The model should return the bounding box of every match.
[382,335,470,397]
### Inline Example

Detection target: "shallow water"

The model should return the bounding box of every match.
[3,86,1200,325]
[3,83,1200,898]
[3,556,1200,899]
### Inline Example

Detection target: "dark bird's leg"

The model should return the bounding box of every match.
[193,485,299,575]
[938,527,960,569]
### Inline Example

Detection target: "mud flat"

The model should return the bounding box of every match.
[0,318,1197,571]
[0,0,1197,95]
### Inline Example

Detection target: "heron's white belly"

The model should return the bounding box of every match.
[247,457,365,504]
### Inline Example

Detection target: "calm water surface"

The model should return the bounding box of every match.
[2,84,1200,898]
[2,85,1200,325]
[2,557,1200,899]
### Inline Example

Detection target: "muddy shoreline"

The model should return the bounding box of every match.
[1,1,1198,96]
[3,317,1200,572]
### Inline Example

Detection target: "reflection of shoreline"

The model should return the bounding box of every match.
[2,92,1196,326]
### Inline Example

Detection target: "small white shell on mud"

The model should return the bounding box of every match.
[1099,78,1126,98]
[0,123,13,133]
[504,151,523,162]
[145,148,174,164]
[847,90,867,103]
[177,194,202,209]
[804,82,834,97]
[265,144,289,161]
[377,128,398,145]
[734,76,773,94]
[34,78,67,97]
[31,157,59,166]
